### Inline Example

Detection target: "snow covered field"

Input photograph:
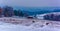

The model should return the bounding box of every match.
[0,17,60,31]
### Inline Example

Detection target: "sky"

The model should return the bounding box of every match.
[0,0,3,5]
[0,0,60,7]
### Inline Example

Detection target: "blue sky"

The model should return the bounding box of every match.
[0,0,60,7]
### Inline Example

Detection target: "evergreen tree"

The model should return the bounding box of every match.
[14,10,18,16]
[18,10,24,17]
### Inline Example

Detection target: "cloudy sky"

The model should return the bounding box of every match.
[0,0,60,7]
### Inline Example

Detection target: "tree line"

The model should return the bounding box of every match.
[0,6,29,17]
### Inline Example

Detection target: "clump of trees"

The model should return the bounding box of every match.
[0,7,3,17]
[14,9,29,17]
[53,9,60,12]
[44,14,60,21]
[0,6,30,17]
[14,10,24,17]
[3,6,14,17]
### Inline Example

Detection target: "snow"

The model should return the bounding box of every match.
[0,21,60,31]
[36,12,60,20]
[0,17,60,31]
